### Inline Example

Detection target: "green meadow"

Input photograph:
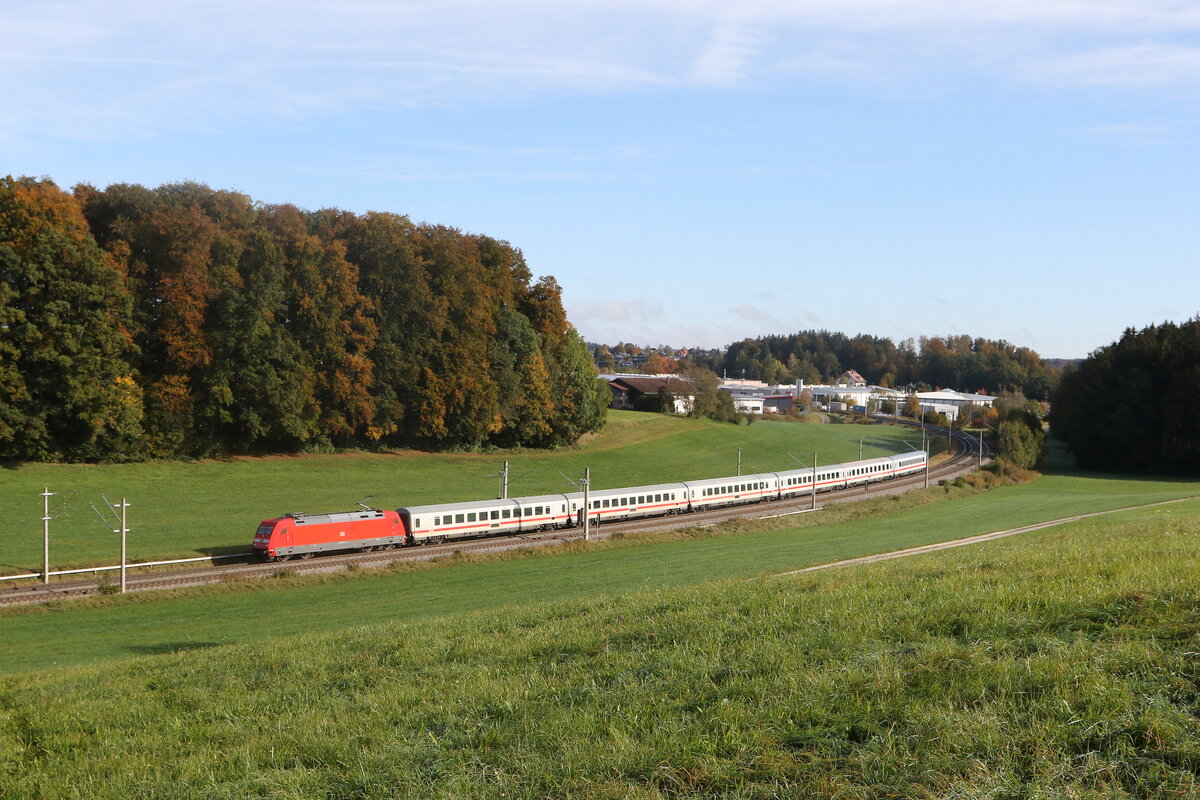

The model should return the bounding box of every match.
[0,412,925,573]
[2,483,1198,797]
[0,443,1196,676]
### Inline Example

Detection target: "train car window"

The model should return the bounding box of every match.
[455,513,465,524]
[434,517,440,526]
[637,496,645,504]
[502,509,511,519]
[467,512,476,522]
[537,506,545,515]
[491,510,499,520]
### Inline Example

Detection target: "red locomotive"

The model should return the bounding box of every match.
[252,509,407,561]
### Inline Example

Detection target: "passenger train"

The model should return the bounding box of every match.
[252,450,928,561]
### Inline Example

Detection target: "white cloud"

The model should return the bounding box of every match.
[1023,44,1200,87]
[6,0,1200,144]
[691,17,764,86]
[570,298,665,324]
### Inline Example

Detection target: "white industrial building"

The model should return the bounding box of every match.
[718,376,995,420]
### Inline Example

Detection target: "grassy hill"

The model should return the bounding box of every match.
[0,412,924,573]
[1,449,1197,675]
[2,492,1198,797]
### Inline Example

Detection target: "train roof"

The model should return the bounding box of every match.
[398,498,520,515]
[579,482,688,496]
[283,509,389,525]
[682,472,779,488]
[511,493,572,505]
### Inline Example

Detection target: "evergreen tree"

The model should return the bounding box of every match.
[1053,319,1200,474]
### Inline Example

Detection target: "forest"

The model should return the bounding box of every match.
[600,331,1057,399]
[1052,318,1200,475]
[0,177,608,462]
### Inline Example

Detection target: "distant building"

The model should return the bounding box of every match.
[836,370,867,387]
[915,389,997,421]
[606,375,693,414]
[709,371,998,419]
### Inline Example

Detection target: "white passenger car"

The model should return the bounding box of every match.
[683,472,780,511]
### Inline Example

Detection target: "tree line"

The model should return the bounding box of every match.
[600,331,1057,399]
[1052,319,1200,475]
[0,177,607,462]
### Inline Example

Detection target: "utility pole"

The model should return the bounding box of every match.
[978,428,983,469]
[41,487,54,586]
[922,425,929,489]
[737,448,742,477]
[811,452,818,511]
[501,461,509,499]
[859,436,863,461]
[582,468,591,542]
[116,497,130,594]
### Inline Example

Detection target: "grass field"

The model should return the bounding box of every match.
[1,450,1197,676]
[0,412,926,573]
[2,489,1198,797]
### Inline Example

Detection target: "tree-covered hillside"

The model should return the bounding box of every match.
[1052,318,1200,475]
[694,332,1056,398]
[0,177,607,462]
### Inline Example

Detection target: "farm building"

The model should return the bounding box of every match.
[606,376,693,414]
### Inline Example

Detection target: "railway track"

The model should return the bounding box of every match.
[1,422,990,606]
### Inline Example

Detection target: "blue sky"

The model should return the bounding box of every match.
[6,1,1200,358]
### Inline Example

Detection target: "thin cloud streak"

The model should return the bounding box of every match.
[7,0,1200,147]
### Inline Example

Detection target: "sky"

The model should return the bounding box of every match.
[5,1,1200,359]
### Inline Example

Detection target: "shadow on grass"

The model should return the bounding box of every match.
[195,545,255,560]
[127,642,222,656]
[1041,439,1200,487]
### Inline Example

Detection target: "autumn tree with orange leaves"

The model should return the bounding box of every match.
[1,178,606,461]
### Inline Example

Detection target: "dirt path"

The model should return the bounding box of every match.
[774,496,1197,578]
